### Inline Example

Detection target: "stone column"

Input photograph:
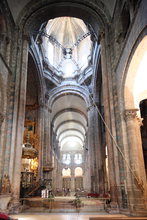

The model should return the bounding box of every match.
[100,31,119,207]
[70,168,75,193]
[37,101,45,180]
[124,109,147,213]
[87,105,96,192]
[94,105,105,194]
[87,104,103,193]
[9,36,29,212]
[42,104,53,179]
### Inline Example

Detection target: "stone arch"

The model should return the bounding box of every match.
[48,86,91,110]
[28,50,46,105]
[62,168,71,177]
[16,1,111,35]
[124,35,147,112]
[120,31,147,206]
[75,167,83,177]
[121,29,147,112]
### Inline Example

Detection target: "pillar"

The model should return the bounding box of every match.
[37,101,45,180]
[87,104,104,193]
[42,104,53,180]
[100,31,120,207]
[87,105,96,192]
[124,109,147,214]
[8,36,29,212]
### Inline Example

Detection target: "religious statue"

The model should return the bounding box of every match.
[1,174,11,194]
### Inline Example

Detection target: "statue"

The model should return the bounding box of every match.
[1,174,11,194]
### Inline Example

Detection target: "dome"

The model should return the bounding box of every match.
[41,17,93,78]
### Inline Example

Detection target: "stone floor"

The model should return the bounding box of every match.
[9,213,147,220]
[9,196,147,220]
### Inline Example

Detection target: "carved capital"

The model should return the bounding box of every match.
[124,109,139,121]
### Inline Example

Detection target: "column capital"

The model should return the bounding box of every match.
[124,109,139,120]
[124,109,143,126]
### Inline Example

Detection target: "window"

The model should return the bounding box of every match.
[62,154,71,165]
[74,153,82,164]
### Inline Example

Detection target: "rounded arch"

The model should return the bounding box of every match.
[75,167,83,176]
[52,108,88,125]
[17,1,111,35]
[62,168,71,177]
[122,32,147,113]
[28,50,46,104]
[48,85,91,109]
[26,52,45,109]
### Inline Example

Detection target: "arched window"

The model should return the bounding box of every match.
[62,154,71,165]
[74,153,82,164]
[75,167,83,177]
[62,168,71,177]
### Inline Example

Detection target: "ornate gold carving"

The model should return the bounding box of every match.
[24,133,39,150]
[22,142,38,159]
[24,120,39,150]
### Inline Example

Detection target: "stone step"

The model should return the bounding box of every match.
[22,197,105,213]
